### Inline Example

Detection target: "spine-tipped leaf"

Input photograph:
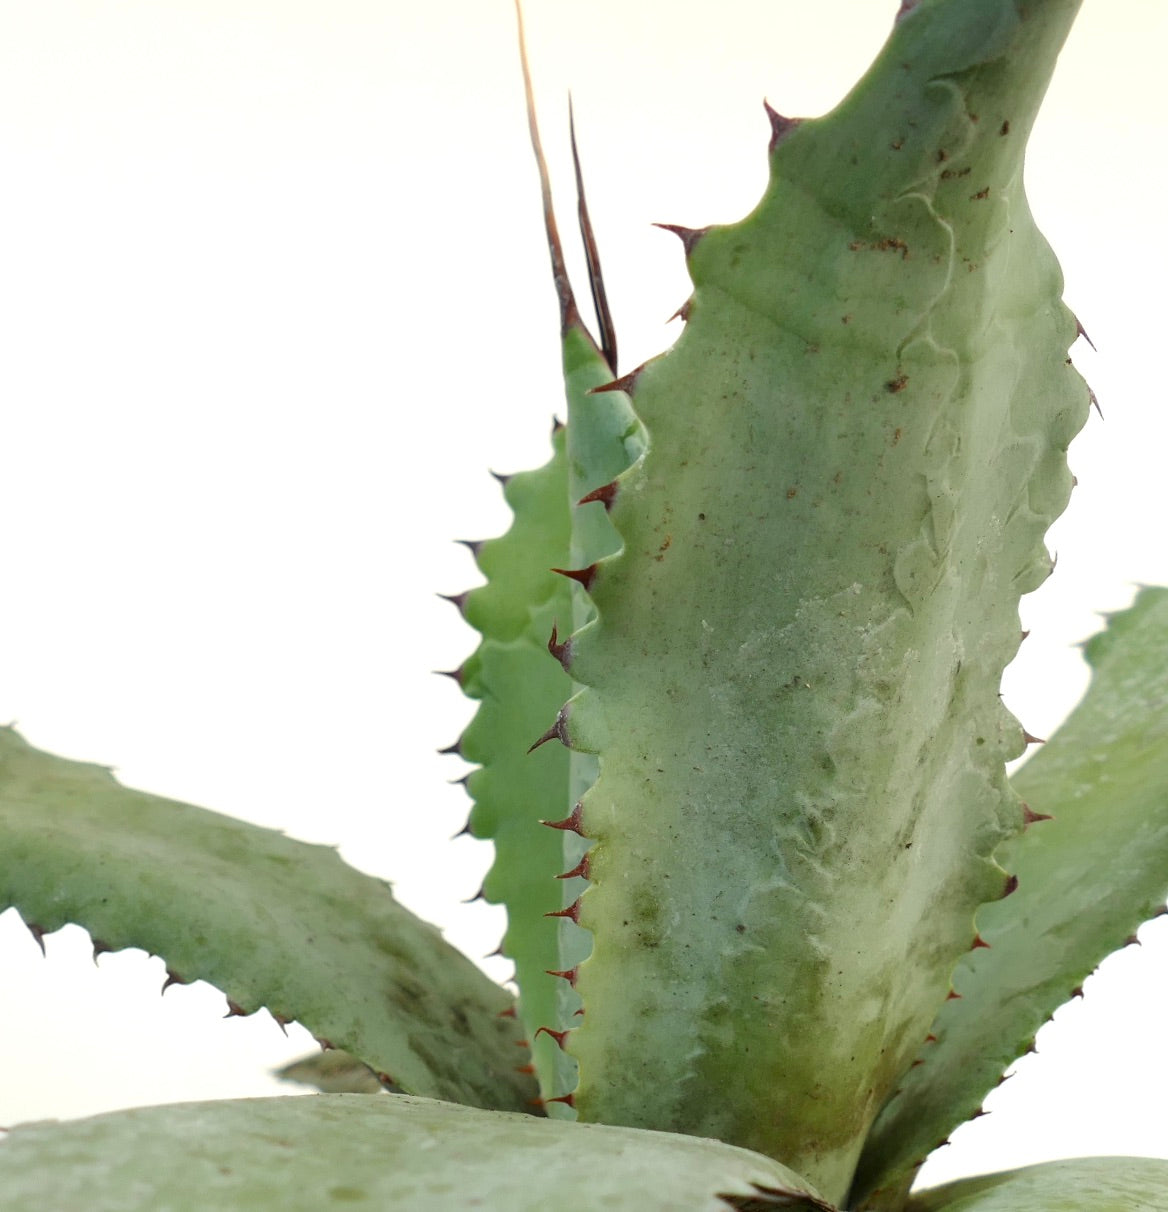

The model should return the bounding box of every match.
[561,0,1088,1201]
[853,587,1168,1208]
[0,727,534,1112]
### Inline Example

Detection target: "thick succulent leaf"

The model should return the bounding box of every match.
[455,428,581,1105]
[558,0,1088,1202]
[852,587,1168,1208]
[906,1158,1168,1211]
[277,1049,383,1094]
[447,12,644,1110]
[0,1094,834,1212]
[0,726,535,1112]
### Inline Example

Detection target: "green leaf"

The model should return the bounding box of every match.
[559,0,1087,1201]
[276,1050,383,1095]
[0,726,535,1113]
[906,1158,1168,1211]
[449,18,645,1111]
[0,1094,835,1212]
[852,587,1168,1207]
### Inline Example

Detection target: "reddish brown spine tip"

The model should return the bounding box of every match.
[548,623,572,672]
[895,0,923,20]
[969,1107,988,1120]
[590,366,642,397]
[1002,874,1020,898]
[925,1034,938,1044]
[161,968,188,995]
[1020,629,1031,642]
[667,297,693,324]
[909,1058,924,1069]
[497,1006,518,1019]
[971,934,991,950]
[513,1039,530,1048]
[578,480,618,511]
[437,590,469,613]
[545,898,582,924]
[1088,388,1103,419]
[1125,933,1141,947]
[556,855,590,881]
[455,538,484,558]
[25,922,46,956]
[1075,316,1097,351]
[433,666,465,687]
[515,1063,536,1075]
[546,967,579,987]
[945,990,962,1001]
[545,1093,576,1109]
[762,100,802,151]
[224,999,248,1019]
[451,815,475,841]
[1022,729,1046,746]
[91,939,114,963]
[1022,803,1054,828]
[462,883,488,905]
[272,1012,291,1036]
[1071,984,1085,999]
[653,222,707,255]
[535,1026,571,1050]
[542,803,586,836]
[528,706,571,754]
[551,415,565,435]
[315,1036,336,1051]
[483,943,506,959]
[551,564,598,591]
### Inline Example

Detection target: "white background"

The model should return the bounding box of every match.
[0,0,1164,1193]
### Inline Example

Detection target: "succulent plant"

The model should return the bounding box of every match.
[2,1,1167,1208]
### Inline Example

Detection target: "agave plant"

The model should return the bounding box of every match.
[1,0,1167,1208]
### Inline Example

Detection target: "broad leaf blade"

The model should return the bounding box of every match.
[562,0,1087,1201]
[0,726,535,1113]
[906,1158,1168,1211]
[853,587,1168,1207]
[0,1094,834,1212]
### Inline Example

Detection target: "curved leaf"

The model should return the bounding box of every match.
[853,587,1168,1206]
[0,1094,833,1212]
[0,726,535,1113]
[907,1157,1168,1211]
[560,0,1088,1201]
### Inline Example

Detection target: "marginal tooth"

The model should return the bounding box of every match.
[652,222,708,255]
[578,480,618,511]
[555,855,590,881]
[551,564,598,592]
[548,622,572,672]
[544,898,582,924]
[541,803,586,836]
[762,100,802,150]
[589,366,643,397]
[527,705,572,753]
[535,1026,571,1050]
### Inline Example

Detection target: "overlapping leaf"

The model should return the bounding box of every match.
[0,1094,833,1212]
[853,587,1168,1207]
[0,727,534,1112]
[559,0,1089,1201]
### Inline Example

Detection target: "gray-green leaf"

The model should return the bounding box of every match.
[907,1157,1168,1211]
[0,726,535,1113]
[853,587,1168,1206]
[0,1093,833,1212]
